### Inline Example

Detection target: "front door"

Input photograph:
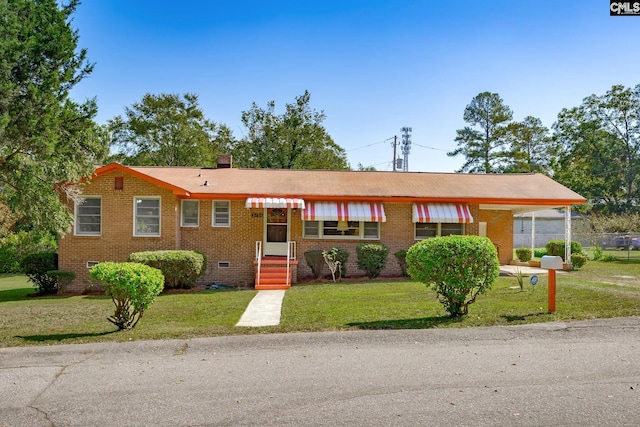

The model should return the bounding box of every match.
[264,208,289,256]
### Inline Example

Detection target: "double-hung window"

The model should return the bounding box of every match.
[134,197,161,236]
[415,223,464,240]
[303,220,380,240]
[75,197,101,236]
[181,200,199,227]
[212,201,230,227]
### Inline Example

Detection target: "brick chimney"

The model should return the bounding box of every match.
[216,154,232,169]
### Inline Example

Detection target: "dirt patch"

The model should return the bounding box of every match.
[603,276,640,288]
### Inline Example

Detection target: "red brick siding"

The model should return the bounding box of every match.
[181,201,262,287]
[59,172,178,292]
[479,209,513,265]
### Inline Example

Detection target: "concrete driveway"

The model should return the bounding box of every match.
[1,317,639,426]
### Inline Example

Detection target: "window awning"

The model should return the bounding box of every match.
[245,197,305,209]
[412,203,473,223]
[303,202,386,222]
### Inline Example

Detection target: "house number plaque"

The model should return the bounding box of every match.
[251,213,263,218]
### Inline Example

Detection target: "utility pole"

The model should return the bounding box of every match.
[401,127,412,172]
[392,135,397,171]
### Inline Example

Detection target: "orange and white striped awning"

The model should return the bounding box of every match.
[412,203,473,223]
[245,197,305,209]
[303,202,386,222]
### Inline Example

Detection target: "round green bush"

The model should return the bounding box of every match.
[128,250,205,289]
[356,243,389,278]
[394,249,409,277]
[20,251,58,294]
[570,253,588,270]
[304,250,325,278]
[515,248,532,262]
[545,240,583,261]
[90,262,164,330]
[406,235,499,317]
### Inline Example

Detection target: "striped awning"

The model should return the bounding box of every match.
[303,202,386,222]
[245,197,305,209]
[412,203,473,223]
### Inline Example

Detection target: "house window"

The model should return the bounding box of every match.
[303,220,380,239]
[304,221,320,238]
[441,223,465,236]
[415,223,464,240]
[363,222,380,239]
[134,197,161,236]
[75,197,101,236]
[181,200,199,227]
[212,201,230,227]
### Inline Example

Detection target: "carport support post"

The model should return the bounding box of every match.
[548,269,556,313]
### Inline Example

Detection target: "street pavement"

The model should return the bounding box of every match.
[1,317,639,426]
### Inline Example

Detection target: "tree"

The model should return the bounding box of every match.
[107,93,232,167]
[355,162,377,171]
[0,0,108,234]
[503,116,552,173]
[552,84,640,214]
[232,91,348,170]
[406,235,499,318]
[448,92,513,173]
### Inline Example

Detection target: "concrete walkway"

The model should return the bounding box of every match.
[499,264,549,276]
[236,290,286,327]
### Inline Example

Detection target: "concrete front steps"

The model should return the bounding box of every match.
[254,257,297,290]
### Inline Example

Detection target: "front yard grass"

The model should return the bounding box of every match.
[2,261,640,347]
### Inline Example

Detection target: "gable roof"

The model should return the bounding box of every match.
[93,163,585,212]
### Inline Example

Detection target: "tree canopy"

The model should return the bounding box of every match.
[0,0,107,234]
[504,116,552,173]
[107,93,232,167]
[552,84,640,214]
[231,91,348,170]
[448,92,513,173]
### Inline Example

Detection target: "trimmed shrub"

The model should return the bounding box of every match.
[0,230,57,273]
[304,250,325,278]
[20,252,58,294]
[356,242,389,278]
[335,248,350,278]
[570,253,588,270]
[394,249,409,277]
[89,262,164,330]
[406,235,499,318]
[592,246,603,261]
[515,248,532,262]
[545,240,583,261]
[128,250,205,289]
[533,248,547,258]
[46,270,75,294]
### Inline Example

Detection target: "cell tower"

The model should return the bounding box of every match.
[401,127,412,172]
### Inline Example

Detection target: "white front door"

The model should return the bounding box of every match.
[264,208,289,256]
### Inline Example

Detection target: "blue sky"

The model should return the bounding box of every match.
[70,1,640,172]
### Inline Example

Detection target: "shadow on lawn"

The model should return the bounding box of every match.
[501,312,549,322]
[16,330,117,343]
[348,316,462,330]
[0,288,33,303]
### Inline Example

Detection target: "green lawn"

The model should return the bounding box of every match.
[2,261,640,347]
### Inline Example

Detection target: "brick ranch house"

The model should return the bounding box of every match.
[58,156,585,293]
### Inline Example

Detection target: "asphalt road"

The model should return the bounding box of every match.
[1,317,640,426]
